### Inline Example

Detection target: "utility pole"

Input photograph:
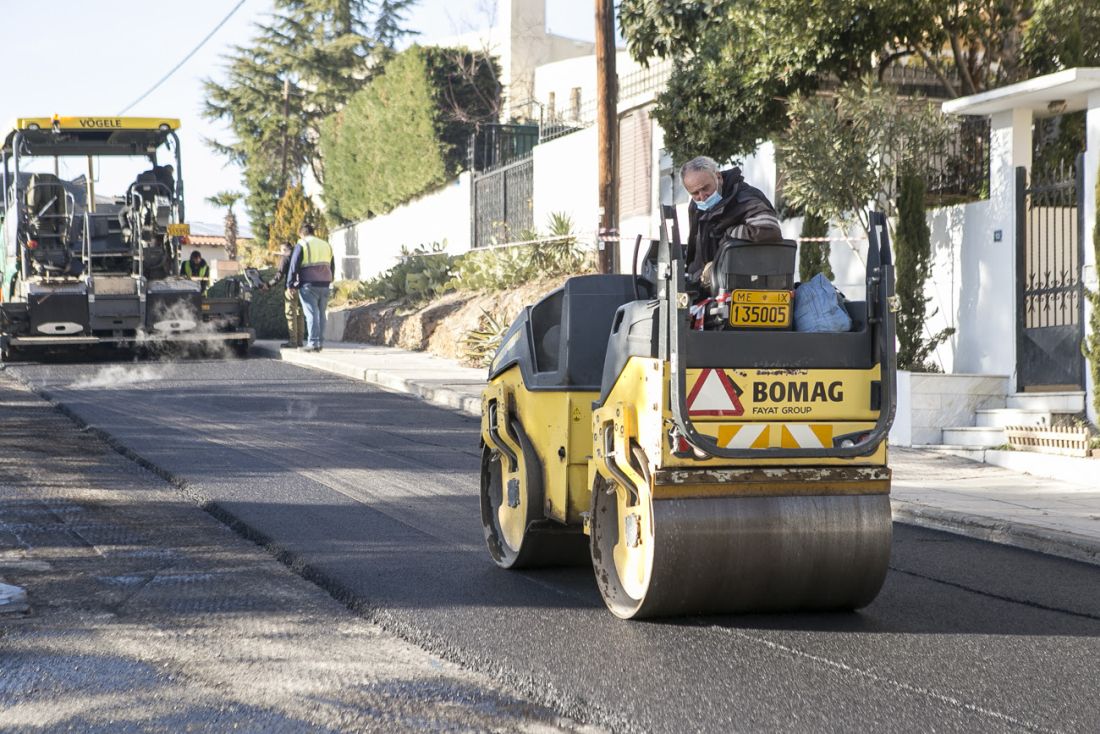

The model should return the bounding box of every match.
[595,0,618,273]
[279,76,291,197]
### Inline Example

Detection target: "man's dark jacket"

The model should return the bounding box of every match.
[685,167,781,278]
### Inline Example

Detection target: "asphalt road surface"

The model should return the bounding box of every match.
[0,377,592,733]
[9,356,1100,733]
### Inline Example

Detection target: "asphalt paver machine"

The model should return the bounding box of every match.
[0,116,254,359]
[480,208,897,619]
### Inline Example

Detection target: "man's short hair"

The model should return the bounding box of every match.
[190,250,202,259]
[680,156,721,181]
[299,222,314,236]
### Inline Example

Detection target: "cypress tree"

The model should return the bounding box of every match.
[895,172,953,370]
[798,210,833,281]
[895,173,928,369]
[270,184,328,252]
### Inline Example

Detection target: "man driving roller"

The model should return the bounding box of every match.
[681,156,782,290]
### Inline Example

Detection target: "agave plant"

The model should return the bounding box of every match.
[462,309,509,367]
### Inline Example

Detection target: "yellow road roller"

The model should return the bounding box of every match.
[480,209,896,619]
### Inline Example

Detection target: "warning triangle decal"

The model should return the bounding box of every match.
[687,369,745,416]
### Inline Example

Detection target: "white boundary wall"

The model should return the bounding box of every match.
[328,172,473,282]
[532,126,600,242]
[327,128,1012,392]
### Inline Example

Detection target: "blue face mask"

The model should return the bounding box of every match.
[695,190,722,211]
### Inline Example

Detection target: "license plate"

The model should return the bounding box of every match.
[167,223,190,237]
[729,290,791,328]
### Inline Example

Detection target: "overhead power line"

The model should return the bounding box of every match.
[118,0,249,115]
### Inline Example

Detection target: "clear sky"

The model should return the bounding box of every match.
[0,1,604,231]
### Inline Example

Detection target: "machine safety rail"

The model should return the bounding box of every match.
[663,208,898,460]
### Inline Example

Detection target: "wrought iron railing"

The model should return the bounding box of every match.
[472,155,534,248]
[926,116,991,204]
[468,123,539,173]
[538,60,673,143]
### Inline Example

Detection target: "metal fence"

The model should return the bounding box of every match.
[538,60,673,143]
[472,155,534,248]
[926,116,991,204]
[469,123,539,172]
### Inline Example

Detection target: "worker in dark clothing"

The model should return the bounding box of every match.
[152,164,175,195]
[137,163,175,197]
[180,249,209,293]
[681,156,783,290]
[261,242,305,349]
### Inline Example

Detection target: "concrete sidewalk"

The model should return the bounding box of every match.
[257,340,1100,568]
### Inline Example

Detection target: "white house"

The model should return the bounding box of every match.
[329,2,1100,455]
[428,0,598,123]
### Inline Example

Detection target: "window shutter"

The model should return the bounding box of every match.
[618,108,652,218]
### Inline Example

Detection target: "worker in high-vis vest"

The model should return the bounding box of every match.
[180,250,209,293]
[287,222,335,352]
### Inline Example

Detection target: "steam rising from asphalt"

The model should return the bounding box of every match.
[286,399,318,421]
[140,298,237,360]
[70,365,161,389]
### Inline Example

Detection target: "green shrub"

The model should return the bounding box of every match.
[349,215,594,304]
[448,213,594,293]
[320,46,500,223]
[233,268,289,340]
[327,280,362,309]
[206,272,286,339]
[356,242,457,303]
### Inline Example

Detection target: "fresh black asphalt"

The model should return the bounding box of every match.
[9,355,1100,733]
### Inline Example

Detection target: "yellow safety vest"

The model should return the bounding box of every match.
[183,261,208,278]
[300,236,332,266]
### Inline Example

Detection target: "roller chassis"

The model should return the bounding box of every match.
[481,208,898,619]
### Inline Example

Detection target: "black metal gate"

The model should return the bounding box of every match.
[471,155,534,248]
[1015,154,1085,391]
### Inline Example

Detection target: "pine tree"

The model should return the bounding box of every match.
[205,191,243,260]
[203,29,314,248]
[798,211,833,282]
[203,0,414,246]
[372,0,418,53]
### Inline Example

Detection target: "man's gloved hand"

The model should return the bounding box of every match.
[701,261,714,291]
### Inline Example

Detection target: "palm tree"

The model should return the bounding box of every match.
[205,190,243,260]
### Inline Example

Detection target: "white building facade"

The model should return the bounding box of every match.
[328,2,1100,437]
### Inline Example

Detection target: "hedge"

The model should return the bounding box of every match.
[320,45,500,223]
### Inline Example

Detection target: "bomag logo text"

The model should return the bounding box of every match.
[78,118,123,128]
[753,380,844,403]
